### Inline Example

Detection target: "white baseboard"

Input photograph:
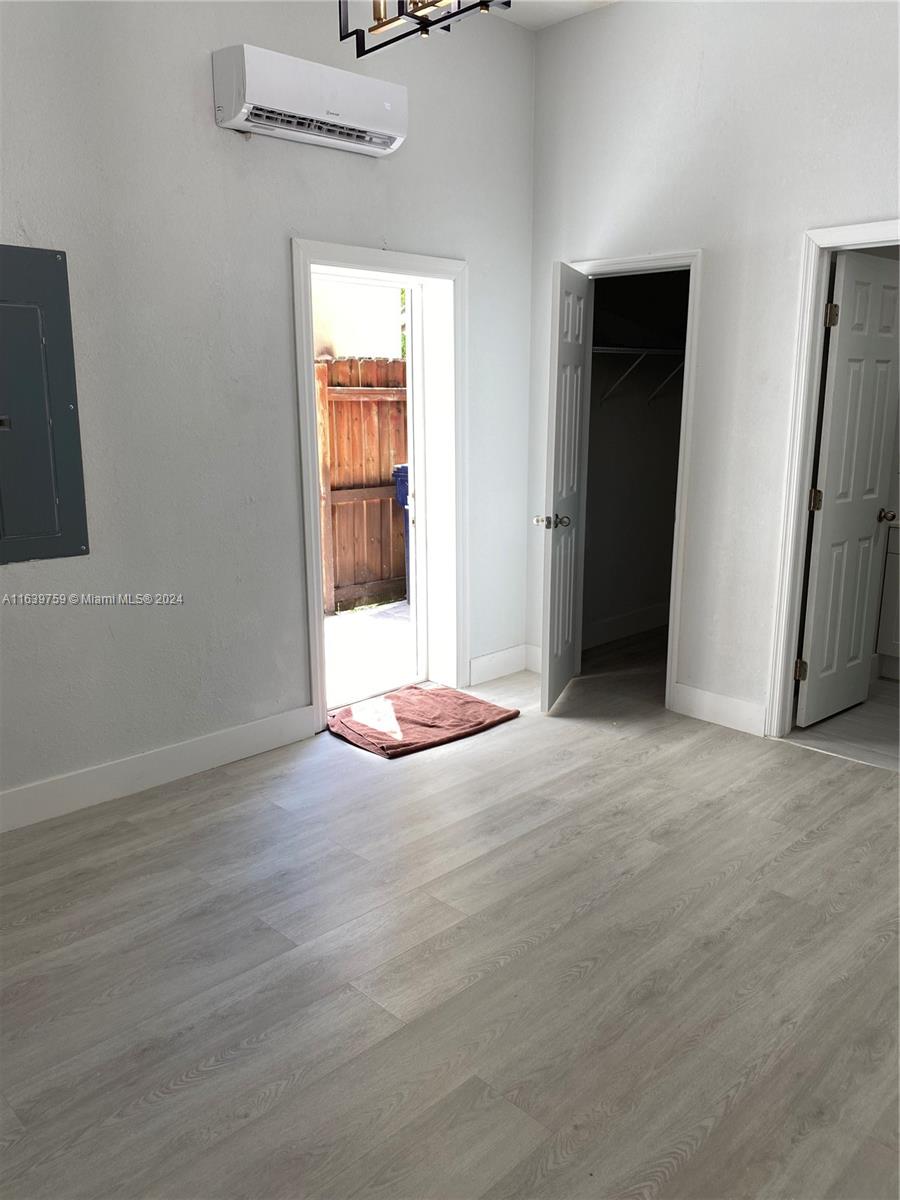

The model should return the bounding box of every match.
[0,705,317,834]
[879,653,900,681]
[469,644,527,685]
[582,602,669,650]
[525,644,541,674]
[668,681,766,737]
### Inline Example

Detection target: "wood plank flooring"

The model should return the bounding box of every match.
[1,634,897,1199]
[785,677,899,771]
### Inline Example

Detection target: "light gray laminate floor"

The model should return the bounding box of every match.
[1,634,897,1199]
[785,677,900,771]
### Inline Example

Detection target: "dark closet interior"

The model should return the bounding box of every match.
[581,270,689,652]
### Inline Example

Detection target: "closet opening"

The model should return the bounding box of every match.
[580,269,690,694]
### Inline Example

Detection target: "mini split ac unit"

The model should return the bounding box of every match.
[212,44,407,157]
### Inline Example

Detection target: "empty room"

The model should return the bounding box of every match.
[0,2,897,1199]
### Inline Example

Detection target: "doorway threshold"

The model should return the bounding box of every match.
[783,679,899,771]
[325,600,418,710]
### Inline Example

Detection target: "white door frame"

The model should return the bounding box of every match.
[766,219,900,739]
[570,249,703,713]
[291,239,469,730]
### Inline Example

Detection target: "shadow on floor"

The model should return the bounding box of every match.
[539,628,677,737]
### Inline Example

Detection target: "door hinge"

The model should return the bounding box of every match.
[793,658,808,682]
[808,487,823,512]
[824,302,840,328]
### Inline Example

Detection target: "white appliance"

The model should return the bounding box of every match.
[212,44,407,157]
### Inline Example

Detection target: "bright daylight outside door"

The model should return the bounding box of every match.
[312,271,423,709]
[540,262,592,712]
[797,250,900,727]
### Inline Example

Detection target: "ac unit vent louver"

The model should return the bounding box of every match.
[247,105,397,151]
[213,46,407,157]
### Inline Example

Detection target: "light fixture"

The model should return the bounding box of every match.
[339,0,511,58]
[409,1,444,16]
[368,0,408,33]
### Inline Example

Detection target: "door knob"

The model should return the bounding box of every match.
[532,514,572,529]
[877,508,897,523]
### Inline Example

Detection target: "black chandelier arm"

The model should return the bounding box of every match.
[338,0,511,59]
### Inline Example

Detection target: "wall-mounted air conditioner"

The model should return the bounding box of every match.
[212,44,407,157]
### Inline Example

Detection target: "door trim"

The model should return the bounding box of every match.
[570,249,703,717]
[291,239,469,730]
[766,219,900,739]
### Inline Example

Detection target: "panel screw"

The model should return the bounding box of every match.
[56,254,62,260]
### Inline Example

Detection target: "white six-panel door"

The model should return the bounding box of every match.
[541,262,592,712]
[797,250,900,727]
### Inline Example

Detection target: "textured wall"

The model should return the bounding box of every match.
[0,1,535,789]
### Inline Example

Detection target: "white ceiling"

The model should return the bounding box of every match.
[498,0,611,32]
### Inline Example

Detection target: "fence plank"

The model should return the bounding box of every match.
[380,497,393,580]
[353,497,367,584]
[317,358,409,611]
[332,485,395,504]
[315,363,336,615]
[392,502,405,579]
[335,503,353,589]
[363,399,379,485]
[317,388,406,402]
[334,578,407,607]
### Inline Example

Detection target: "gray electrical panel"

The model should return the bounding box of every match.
[0,245,88,563]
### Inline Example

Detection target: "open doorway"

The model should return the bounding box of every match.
[292,241,468,730]
[311,273,422,708]
[783,244,899,769]
[580,270,689,689]
[537,252,699,715]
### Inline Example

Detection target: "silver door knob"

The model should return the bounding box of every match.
[533,515,551,529]
[878,508,897,523]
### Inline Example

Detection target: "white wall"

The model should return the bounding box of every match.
[527,1,899,721]
[4,1,897,813]
[0,1,534,794]
[312,276,402,359]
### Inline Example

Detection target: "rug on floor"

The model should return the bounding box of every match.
[326,684,519,758]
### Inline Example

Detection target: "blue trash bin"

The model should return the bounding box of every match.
[392,463,410,599]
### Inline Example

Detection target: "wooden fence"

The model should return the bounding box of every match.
[315,358,408,613]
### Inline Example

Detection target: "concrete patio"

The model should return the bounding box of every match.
[324,600,419,709]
